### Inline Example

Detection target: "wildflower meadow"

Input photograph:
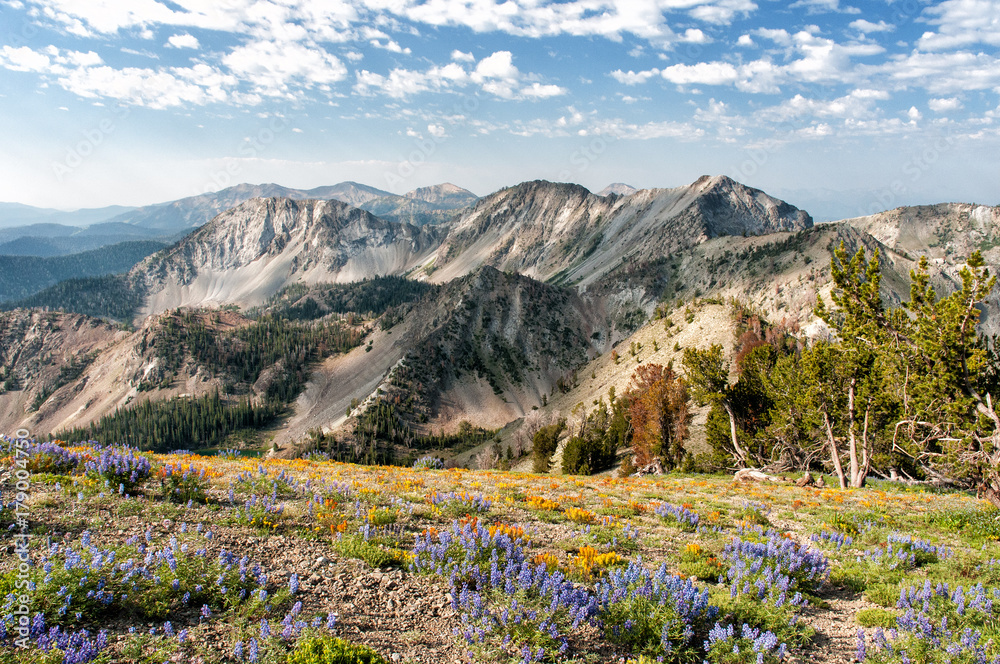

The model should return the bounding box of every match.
[2,437,999,663]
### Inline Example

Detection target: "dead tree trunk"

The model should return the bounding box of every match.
[824,411,847,489]
[723,401,749,468]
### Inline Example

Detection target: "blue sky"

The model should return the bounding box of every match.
[0,0,997,220]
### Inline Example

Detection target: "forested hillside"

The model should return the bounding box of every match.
[0,239,164,302]
[55,310,367,451]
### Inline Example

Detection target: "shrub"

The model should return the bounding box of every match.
[288,635,389,664]
[159,462,210,504]
[856,608,897,628]
[598,561,718,659]
[335,536,406,569]
[84,446,153,492]
[857,580,1000,663]
[24,442,83,475]
[412,455,444,470]
[704,622,786,664]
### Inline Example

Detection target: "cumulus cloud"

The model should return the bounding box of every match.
[353,50,562,100]
[661,61,739,85]
[0,45,52,72]
[918,0,1000,50]
[679,28,711,43]
[767,88,890,122]
[223,40,347,96]
[57,63,235,108]
[688,0,758,25]
[610,68,660,85]
[928,97,963,112]
[886,51,1000,93]
[849,19,893,33]
[789,0,860,14]
[166,33,199,49]
[519,82,566,98]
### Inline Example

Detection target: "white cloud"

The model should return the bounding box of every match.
[0,45,51,72]
[166,33,199,49]
[918,0,1000,50]
[767,88,890,121]
[610,68,660,85]
[427,123,447,138]
[519,82,567,98]
[848,19,893,33]
[223,40,347,97]
[754,28,791,46]
[734,59,781,93]
[343,50,364,62]
[789,0,860,14]
[907,106,922,121]
[886,51,1000,93]
[353,50,558,100]
[57,64,235,108]
[121,47,159,59]
[783,30,881,84]
[469,51,520,98]
[451,50,475,62]
[473,51,518,80]
[680,28,711,44]
[736,34,754,47]
[929,97,963,112]
[661,61,738,85]
[688,0,758,25]
[370,39,412,55]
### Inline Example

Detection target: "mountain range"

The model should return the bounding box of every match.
[1,174,997,461]
[0,182,477,260]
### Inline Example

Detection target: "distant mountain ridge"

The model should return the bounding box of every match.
[422,175,812,288]
[135,197,442,315]
[0,181,478,257]
[121,175,811,319]
[0,202,136,229]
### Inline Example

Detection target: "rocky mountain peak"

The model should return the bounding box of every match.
[689,175,813,237]
[403,183,477,204]
[597,183,638,197]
